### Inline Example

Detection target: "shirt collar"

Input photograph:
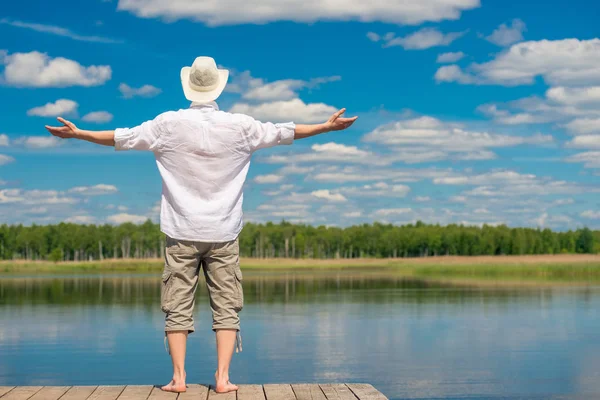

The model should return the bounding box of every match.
[190,101,219,111]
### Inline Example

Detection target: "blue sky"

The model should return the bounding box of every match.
[0,0,599,229]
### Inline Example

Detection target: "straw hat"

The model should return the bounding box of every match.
[180,56,229,103]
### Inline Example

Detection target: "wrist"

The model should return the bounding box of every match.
[319,123,331,133]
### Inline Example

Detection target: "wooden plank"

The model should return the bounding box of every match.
[345,384,387,400]
[0,387,16,397]
[147,387,177,400]
[207,386,235,400]
[2,387,43,400]
[236,385,264,400]
[117,386,153,400]
[178,384,209,400]
[60,386,98,400]
[29,386,70,400]
[88,386,126,400]
[319,385,356,400]
[291,385,325,400]
[263,385,295,400]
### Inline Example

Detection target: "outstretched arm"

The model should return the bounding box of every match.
[294,108,358,140]
[45,118,115,147]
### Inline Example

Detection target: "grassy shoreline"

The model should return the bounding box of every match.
[2,255,600,283]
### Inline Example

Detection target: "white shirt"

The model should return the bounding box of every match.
[114,102,295,242]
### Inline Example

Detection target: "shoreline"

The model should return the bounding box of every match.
[2,255,600,284]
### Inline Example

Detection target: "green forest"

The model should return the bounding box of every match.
[0,220,598,262]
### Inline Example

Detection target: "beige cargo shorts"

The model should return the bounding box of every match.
[161,235,244,334]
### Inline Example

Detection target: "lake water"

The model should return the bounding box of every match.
[1,271,600,400]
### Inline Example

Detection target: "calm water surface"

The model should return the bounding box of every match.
[1,270,600,400]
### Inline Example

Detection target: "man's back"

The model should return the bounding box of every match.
[114,102,296,241]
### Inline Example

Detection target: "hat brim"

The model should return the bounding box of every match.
[180,67,229,103]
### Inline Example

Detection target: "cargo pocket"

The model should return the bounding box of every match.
[161,269,174,313]
[233,266,244,312]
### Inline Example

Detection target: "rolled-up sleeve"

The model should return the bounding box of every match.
[242,116,295,152]
[114,118,164,151]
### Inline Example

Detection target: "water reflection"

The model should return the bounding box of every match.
[1,272,599,400]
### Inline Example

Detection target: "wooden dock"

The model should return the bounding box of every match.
[0,384,387,400]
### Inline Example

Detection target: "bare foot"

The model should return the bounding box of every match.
[161,379,187,393]
[215,381,238,393]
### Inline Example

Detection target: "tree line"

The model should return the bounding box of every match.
[0,220,598,262]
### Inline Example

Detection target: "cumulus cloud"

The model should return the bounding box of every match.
[107,213,148,224]
[228,71,340,101]
[229,98,337,123]
[116,0,480,26]
[311,189,347,202]
[0,19,122,43]
[437,51,465,63]
[0,154,15,166]
[119,83,161,99]
[14,136,62,149]
[65,215,98,224]
[254,174,284,184]
[374,28,466,50]
[338,182,411,198]
[372,208,412,217]
[363,116,552,162]
[0,50,111,87]
[435,39,600,86]
[484,19,526,46]
[565,151,600,168]
[564,118,600,135]
[566,135,600,149]
[582,210,600,219]
[27,99,78,117]
[0,189,77,205]
[263,142,382,166]
[0,134,9,146]
[82,111,113,123]
[68,184,118,196]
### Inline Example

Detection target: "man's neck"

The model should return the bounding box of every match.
[190,101,219,110]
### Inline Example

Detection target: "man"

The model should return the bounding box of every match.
[45,56,357,393]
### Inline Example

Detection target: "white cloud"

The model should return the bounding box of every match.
[435,39,600,86]
[485,19,526,46]
[437,51,465,63]
[107,213,148,224]
[565,151,600,168]
[311,189,347,202]
[0,19,122,43]
[344,211,362,218]
[0,154,15,166]
[564,118,600,135]
[65,215,97,224]
[254,174,284,184]
[82,111,113,123]
[230,98,337,123]
[117,0,481,26]
[119,83,161,99]
[546,86,600,105]
[582,210,600,219]
[14,136,62,149]
[415,196,431,202]
[338,182,411,198]
[68,184,118,196]
[263,142,384,166]
[0,189,77,205]
[372,208,412,217]
[566,135,600,149]
[27,99,78,117]
[0,134,9,146]
[378,28,466,50]
[366,32,381,42]
[0,50,111,87]
[228,71,340,101]
[363,116,552,162]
